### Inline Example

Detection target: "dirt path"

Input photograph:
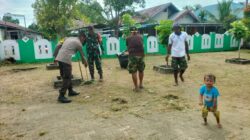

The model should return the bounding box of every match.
[1,50,250,140]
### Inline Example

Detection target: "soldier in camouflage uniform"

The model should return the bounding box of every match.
[84,26,104,81]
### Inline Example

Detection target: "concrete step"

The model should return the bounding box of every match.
[46,63,59,70]
[53,75,83,88]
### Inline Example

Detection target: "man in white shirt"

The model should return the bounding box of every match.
[166,24,190,86]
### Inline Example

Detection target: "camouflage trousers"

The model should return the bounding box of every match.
[128,56,145,74]
[87,54,102,78]
[171,56,188,71]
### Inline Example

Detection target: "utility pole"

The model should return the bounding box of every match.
[5,13,27,35]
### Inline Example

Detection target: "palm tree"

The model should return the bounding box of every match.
[182,5,194,10]
[194,4,202,10]
[206,0,237,30]
[198,10,208,23]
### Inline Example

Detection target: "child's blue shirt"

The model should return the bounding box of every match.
[200,85,220,107]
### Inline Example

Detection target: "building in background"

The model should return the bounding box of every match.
[134,2,226,35]
[135,3,200,24]
[0,20,42,42]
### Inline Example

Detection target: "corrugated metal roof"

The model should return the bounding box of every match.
[0,20,39,34]
[137,3,179,19]
[170,10,200,22]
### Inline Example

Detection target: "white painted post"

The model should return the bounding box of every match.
[201,34,211,49]
[106,37,120,55]
[34,39,53,59]
[147,36,158,53]
[0,40,20,60]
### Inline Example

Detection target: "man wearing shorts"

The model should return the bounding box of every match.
[166,23,190,86]
[126,27,145,92]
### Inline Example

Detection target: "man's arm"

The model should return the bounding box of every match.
[165,34,172,65]
[185,41,190,61]
[77,47,88,67]
[53,44,62,58]
[165,44,171,65]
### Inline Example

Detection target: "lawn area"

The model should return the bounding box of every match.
[0,50,250,140]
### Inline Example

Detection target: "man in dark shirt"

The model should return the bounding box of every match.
[126,27,145,92]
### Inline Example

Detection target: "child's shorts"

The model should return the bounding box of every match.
[202,106,220,118]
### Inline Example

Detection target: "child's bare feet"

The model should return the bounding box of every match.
[217,123,222,128]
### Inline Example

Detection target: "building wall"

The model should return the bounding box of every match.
[0,29,5,42]
[152,11,169,22]
[0,33,241,63]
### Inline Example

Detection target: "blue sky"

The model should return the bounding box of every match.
[0,0,246,27]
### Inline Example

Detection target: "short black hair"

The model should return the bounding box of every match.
[88,26,94,30]
[204,73,216,83]
[172,23,181,30]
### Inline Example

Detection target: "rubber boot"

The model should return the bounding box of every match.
[91,73,95,81]
[68,88,80,96]
[58,90,71,103]
[99,73,103,82]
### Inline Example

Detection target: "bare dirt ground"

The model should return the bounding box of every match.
[0,50,250,140]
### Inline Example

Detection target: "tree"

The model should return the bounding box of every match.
[183,4,201,11]
[32,0,80,39]
[77,1,106,24]
[28,23,39,32]
[194,4,202,11]
[242,4,250,32]
[229,21,249,58]
[242,4,250,47]
[103,0,145,37]
[155,20,174,45]
[2,14,19,24]
[198,10,208,23]
[121,13,138,38]
[183,5,194,10]
[206,0,237,30]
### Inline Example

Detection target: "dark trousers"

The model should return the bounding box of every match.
[58,61,73,93]
[88,54,103,78]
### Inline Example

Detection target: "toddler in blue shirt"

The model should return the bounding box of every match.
[199,74,222,128]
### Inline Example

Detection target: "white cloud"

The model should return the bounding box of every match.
[0,0,36,27]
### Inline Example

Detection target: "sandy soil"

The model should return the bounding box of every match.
[0,50,250,140]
